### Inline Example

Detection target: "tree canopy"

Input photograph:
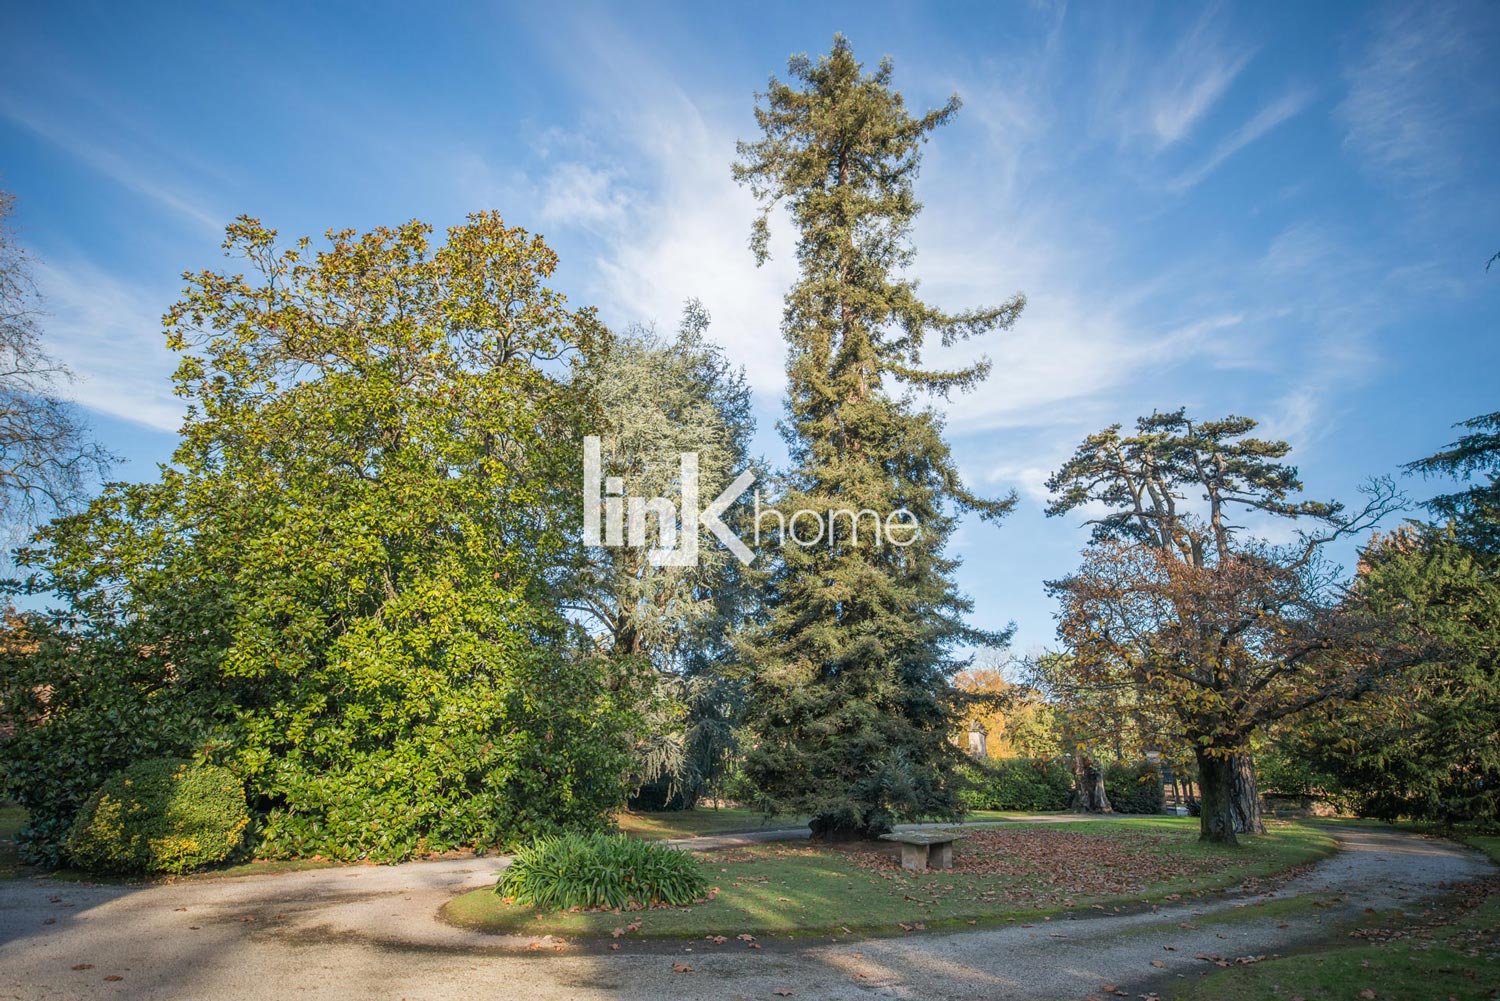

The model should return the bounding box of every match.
[2,215,645,863]
[1045,409,1400,842]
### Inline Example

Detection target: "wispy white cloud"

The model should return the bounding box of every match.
[540,162,634,229]
[0,95,225,234]
[1148,54,1250,148]
[1338,0,1494,196]
[31,258,184,432]
[479,8,1395,498]
[498,18,799,396]
[1127,6,1254,149]
[1168,89,1312,191]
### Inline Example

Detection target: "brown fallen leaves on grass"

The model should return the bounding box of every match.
[1350,875,1499,948]
[1347,874,1500,967]
[1193,951,1269,967]
[845,829,1240,906]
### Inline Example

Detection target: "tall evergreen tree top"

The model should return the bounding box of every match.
[734,35,1024,477]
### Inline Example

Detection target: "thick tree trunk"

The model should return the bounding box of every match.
[1195,749,1237,844]
[1072,749,1112,813]
[1229,753,1265,835]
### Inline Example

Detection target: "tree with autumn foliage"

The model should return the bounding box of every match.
[1044,410,1400,843]
[954,659,1061,760]
[732,36,1025,840]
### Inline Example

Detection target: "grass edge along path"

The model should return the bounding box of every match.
[1177,833,1500,1001]
[440,817,1337,941]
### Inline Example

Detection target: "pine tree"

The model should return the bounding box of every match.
[732,36,1025,840]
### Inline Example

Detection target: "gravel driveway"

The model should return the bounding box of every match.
[0,826,1491,1000]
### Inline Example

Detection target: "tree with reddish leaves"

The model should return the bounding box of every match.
[1044,409,1401,843]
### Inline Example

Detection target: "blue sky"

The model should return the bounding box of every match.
[1,1,1497,651]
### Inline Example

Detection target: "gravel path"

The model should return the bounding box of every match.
[0,825,1491,1000]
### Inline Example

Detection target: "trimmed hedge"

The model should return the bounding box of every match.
[497,832,709,910]
[1103,760,1165,814]
[957,757,1073,812]
[66,758,249,874]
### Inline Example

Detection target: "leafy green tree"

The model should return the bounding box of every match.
[1290,414,1500,822]
[732,37,1025,840]
[1288,530,1499,822]
[2,215,645,863]
[568,300,758,807]
[1045,410,1399,843]
[569,300,755,663]
[1029,649,1181,813]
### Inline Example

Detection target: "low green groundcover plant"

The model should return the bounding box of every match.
[66,758,250,875]
[498,831,709,910]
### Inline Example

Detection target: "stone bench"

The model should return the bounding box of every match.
[878,830,963,871]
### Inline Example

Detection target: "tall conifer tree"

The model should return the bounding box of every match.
[733,37,1025,839]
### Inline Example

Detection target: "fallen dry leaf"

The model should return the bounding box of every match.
[672,962,693,973]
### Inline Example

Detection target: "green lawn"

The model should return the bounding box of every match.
[1179,833,1500,1001]
[614,807,1045,841]
[615,808,811,840]
[1462,834,1500,863]
[443,817,1336,940]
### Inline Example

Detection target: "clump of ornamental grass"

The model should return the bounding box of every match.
[497,831,709,910]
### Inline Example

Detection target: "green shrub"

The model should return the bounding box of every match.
[497,832,709,910]
[1103,760,1165,814]
[66,758,249,874]
[958,757,1073,812]
[0,618,222,868]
